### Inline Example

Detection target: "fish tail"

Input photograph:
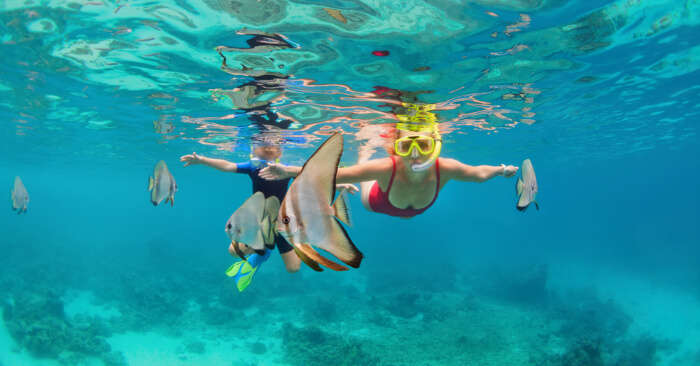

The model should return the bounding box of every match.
[328,217,363,268]
[516,177,524,196]
[298,243,349,272]
[293,246,324,272]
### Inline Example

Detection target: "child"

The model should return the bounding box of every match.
[180,140,356,290]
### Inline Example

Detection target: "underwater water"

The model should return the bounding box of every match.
[1,0,700,365]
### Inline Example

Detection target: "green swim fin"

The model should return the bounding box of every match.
[225,250,271,292]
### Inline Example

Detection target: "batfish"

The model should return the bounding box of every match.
[148,160,177,206]
[277,132,362,271]
[516,158,539,211]
[11,176,29,214]
[226,192,280,259]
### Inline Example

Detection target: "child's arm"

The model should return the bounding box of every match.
[180,152,238,172]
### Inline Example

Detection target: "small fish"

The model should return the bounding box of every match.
[372,50,389,57]
[516,159,539,211]
[323,8,347,24]
[148,160,177,206]
[225,193,279,258]
[277,132,362,271]
[11,176,29,214]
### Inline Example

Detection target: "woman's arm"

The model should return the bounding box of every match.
[180,152,238,172]
[259,158,390,183]
[440,158,518,183]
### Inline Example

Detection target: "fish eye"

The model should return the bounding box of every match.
[226,223,232,229]
[282,216,290,225]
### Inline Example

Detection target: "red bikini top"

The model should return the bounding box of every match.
[369,156,440,218]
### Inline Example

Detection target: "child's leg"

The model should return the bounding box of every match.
[228,241,254,258]
[276,235,300,273]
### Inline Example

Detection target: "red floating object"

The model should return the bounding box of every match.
[372,50,389,56]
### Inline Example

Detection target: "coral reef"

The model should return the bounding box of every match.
[1,292,125,365]
[281,323,379,366]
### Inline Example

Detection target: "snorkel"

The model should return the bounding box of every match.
[410,132,441,172]
[395,103,441,172]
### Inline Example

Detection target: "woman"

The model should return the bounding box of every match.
[260,123,518,218]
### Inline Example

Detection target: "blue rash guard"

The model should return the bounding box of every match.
[235,161,293,253]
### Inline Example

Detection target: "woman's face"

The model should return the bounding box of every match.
[254,145,282,161]
[396,130,436,168]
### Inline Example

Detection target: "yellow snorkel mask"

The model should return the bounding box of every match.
[395,104,442,172]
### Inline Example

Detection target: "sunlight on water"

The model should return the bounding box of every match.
[1,0,699,365]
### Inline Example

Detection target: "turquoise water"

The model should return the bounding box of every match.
[1,0,699,365]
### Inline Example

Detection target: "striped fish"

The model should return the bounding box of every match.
[11,176,29,214]
[276,132,362,271]
[148,160,177,206]
[516,158,539,211]
[225,192,279,259]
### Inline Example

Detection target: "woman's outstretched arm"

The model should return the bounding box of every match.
[440,158,518,183]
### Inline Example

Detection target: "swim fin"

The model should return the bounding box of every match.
[225,250,272,292]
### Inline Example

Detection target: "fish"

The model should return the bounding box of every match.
[148,160,177,206]
[11,176,29,214]
[516,158,539,211]
[323,8,347,24]
[277,132,362,271]
[226,192,280,258]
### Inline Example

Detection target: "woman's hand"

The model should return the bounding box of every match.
[503,165,518,178]
[336,183,359,194]
[180,152,202,167]
[259,163,289,180]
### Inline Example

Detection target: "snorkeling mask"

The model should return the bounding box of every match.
[249,146,280,168]
[395,103,442,172]
[394,135,440,157]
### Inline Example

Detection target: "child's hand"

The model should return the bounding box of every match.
[180,152,201,167]
[259,163,288,180]
[336,183,359,194]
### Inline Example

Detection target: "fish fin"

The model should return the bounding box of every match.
[535,202,540,210]
[332,190,352,227]
[296,132,343,204]
[516,204,527,212]
[327,217,363,268]
[293,247,324,272]
[264,196,280,222]
[252,229,266,251]
[516,177,523,196]
[149,176,154,191]
[266,216,276,246]
[169,196,174,207]
[254,249,267,256]
[232,241,248,261]
[298,243,349,271]
[260,217,271,244]
[265,230,277,250]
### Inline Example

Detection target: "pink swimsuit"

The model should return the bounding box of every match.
[368,157,440,218]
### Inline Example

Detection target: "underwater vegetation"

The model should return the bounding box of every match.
[0,236,689,365]
[2,292,127,366]
[281,323,379,366]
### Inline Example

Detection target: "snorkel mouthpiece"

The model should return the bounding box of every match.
[411,138,441,172]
